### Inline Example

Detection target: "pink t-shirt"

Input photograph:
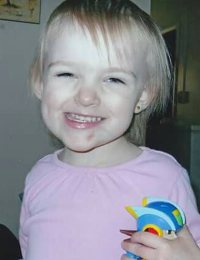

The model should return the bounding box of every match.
[19,147,200,260]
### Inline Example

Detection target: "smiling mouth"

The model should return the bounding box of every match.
[65,113,104,123]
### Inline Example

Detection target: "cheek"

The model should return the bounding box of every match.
[121,97,137,125]
[40,90,62,124]
[107,93,137,121]
[118,95,137,116]
[110,100,135,132]
[41,86,66,109]
[120,104,135,123]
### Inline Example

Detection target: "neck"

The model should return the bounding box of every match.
[59,137,142,167]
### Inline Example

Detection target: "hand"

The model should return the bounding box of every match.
[121,226,200,260]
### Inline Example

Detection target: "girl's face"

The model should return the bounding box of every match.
[37,24,149,153]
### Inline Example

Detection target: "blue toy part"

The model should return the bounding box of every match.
[126,197,185,233]
[144,197,186,231]
[125,252,141,259]
[124,197,186,259]
[131,207,177,231]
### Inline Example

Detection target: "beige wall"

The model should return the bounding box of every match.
[151,0,200,124]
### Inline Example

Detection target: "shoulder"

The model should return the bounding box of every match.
[25,150,64,186]
[128,147,189,187]
[22,150,71,202]
[140,146,179,162]
[138,147,185,173]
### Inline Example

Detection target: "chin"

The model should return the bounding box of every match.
[69,146,96,153]
[63,141,96,153]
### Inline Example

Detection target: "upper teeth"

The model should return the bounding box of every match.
[66,113,102,123]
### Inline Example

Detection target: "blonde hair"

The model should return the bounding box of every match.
[30,0,171,146]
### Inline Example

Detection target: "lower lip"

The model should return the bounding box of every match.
[64,116,103,129]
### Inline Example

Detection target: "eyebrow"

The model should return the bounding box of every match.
[47,61,74,69]
[106,67,136,78]
[47,61,136,78]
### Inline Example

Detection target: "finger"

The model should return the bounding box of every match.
[121,237,156,260]
[130,231,166,249]
[121,254,133,260]
[131,243,156,259]
[121,239,131,250]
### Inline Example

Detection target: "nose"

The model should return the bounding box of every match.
[74,85,100,107]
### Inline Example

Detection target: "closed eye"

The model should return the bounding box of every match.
[56,72,74,78]
[107,77,125,85]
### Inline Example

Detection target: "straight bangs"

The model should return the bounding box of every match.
[44,11,141,67]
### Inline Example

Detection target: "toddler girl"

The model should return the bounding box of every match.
[19,0,200,259]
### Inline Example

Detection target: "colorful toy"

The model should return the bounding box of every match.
[123,197,186,259]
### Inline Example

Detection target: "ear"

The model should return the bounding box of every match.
[33,81,43,100]
[134,89,151,114]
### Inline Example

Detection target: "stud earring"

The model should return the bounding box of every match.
[136,105,141,112]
